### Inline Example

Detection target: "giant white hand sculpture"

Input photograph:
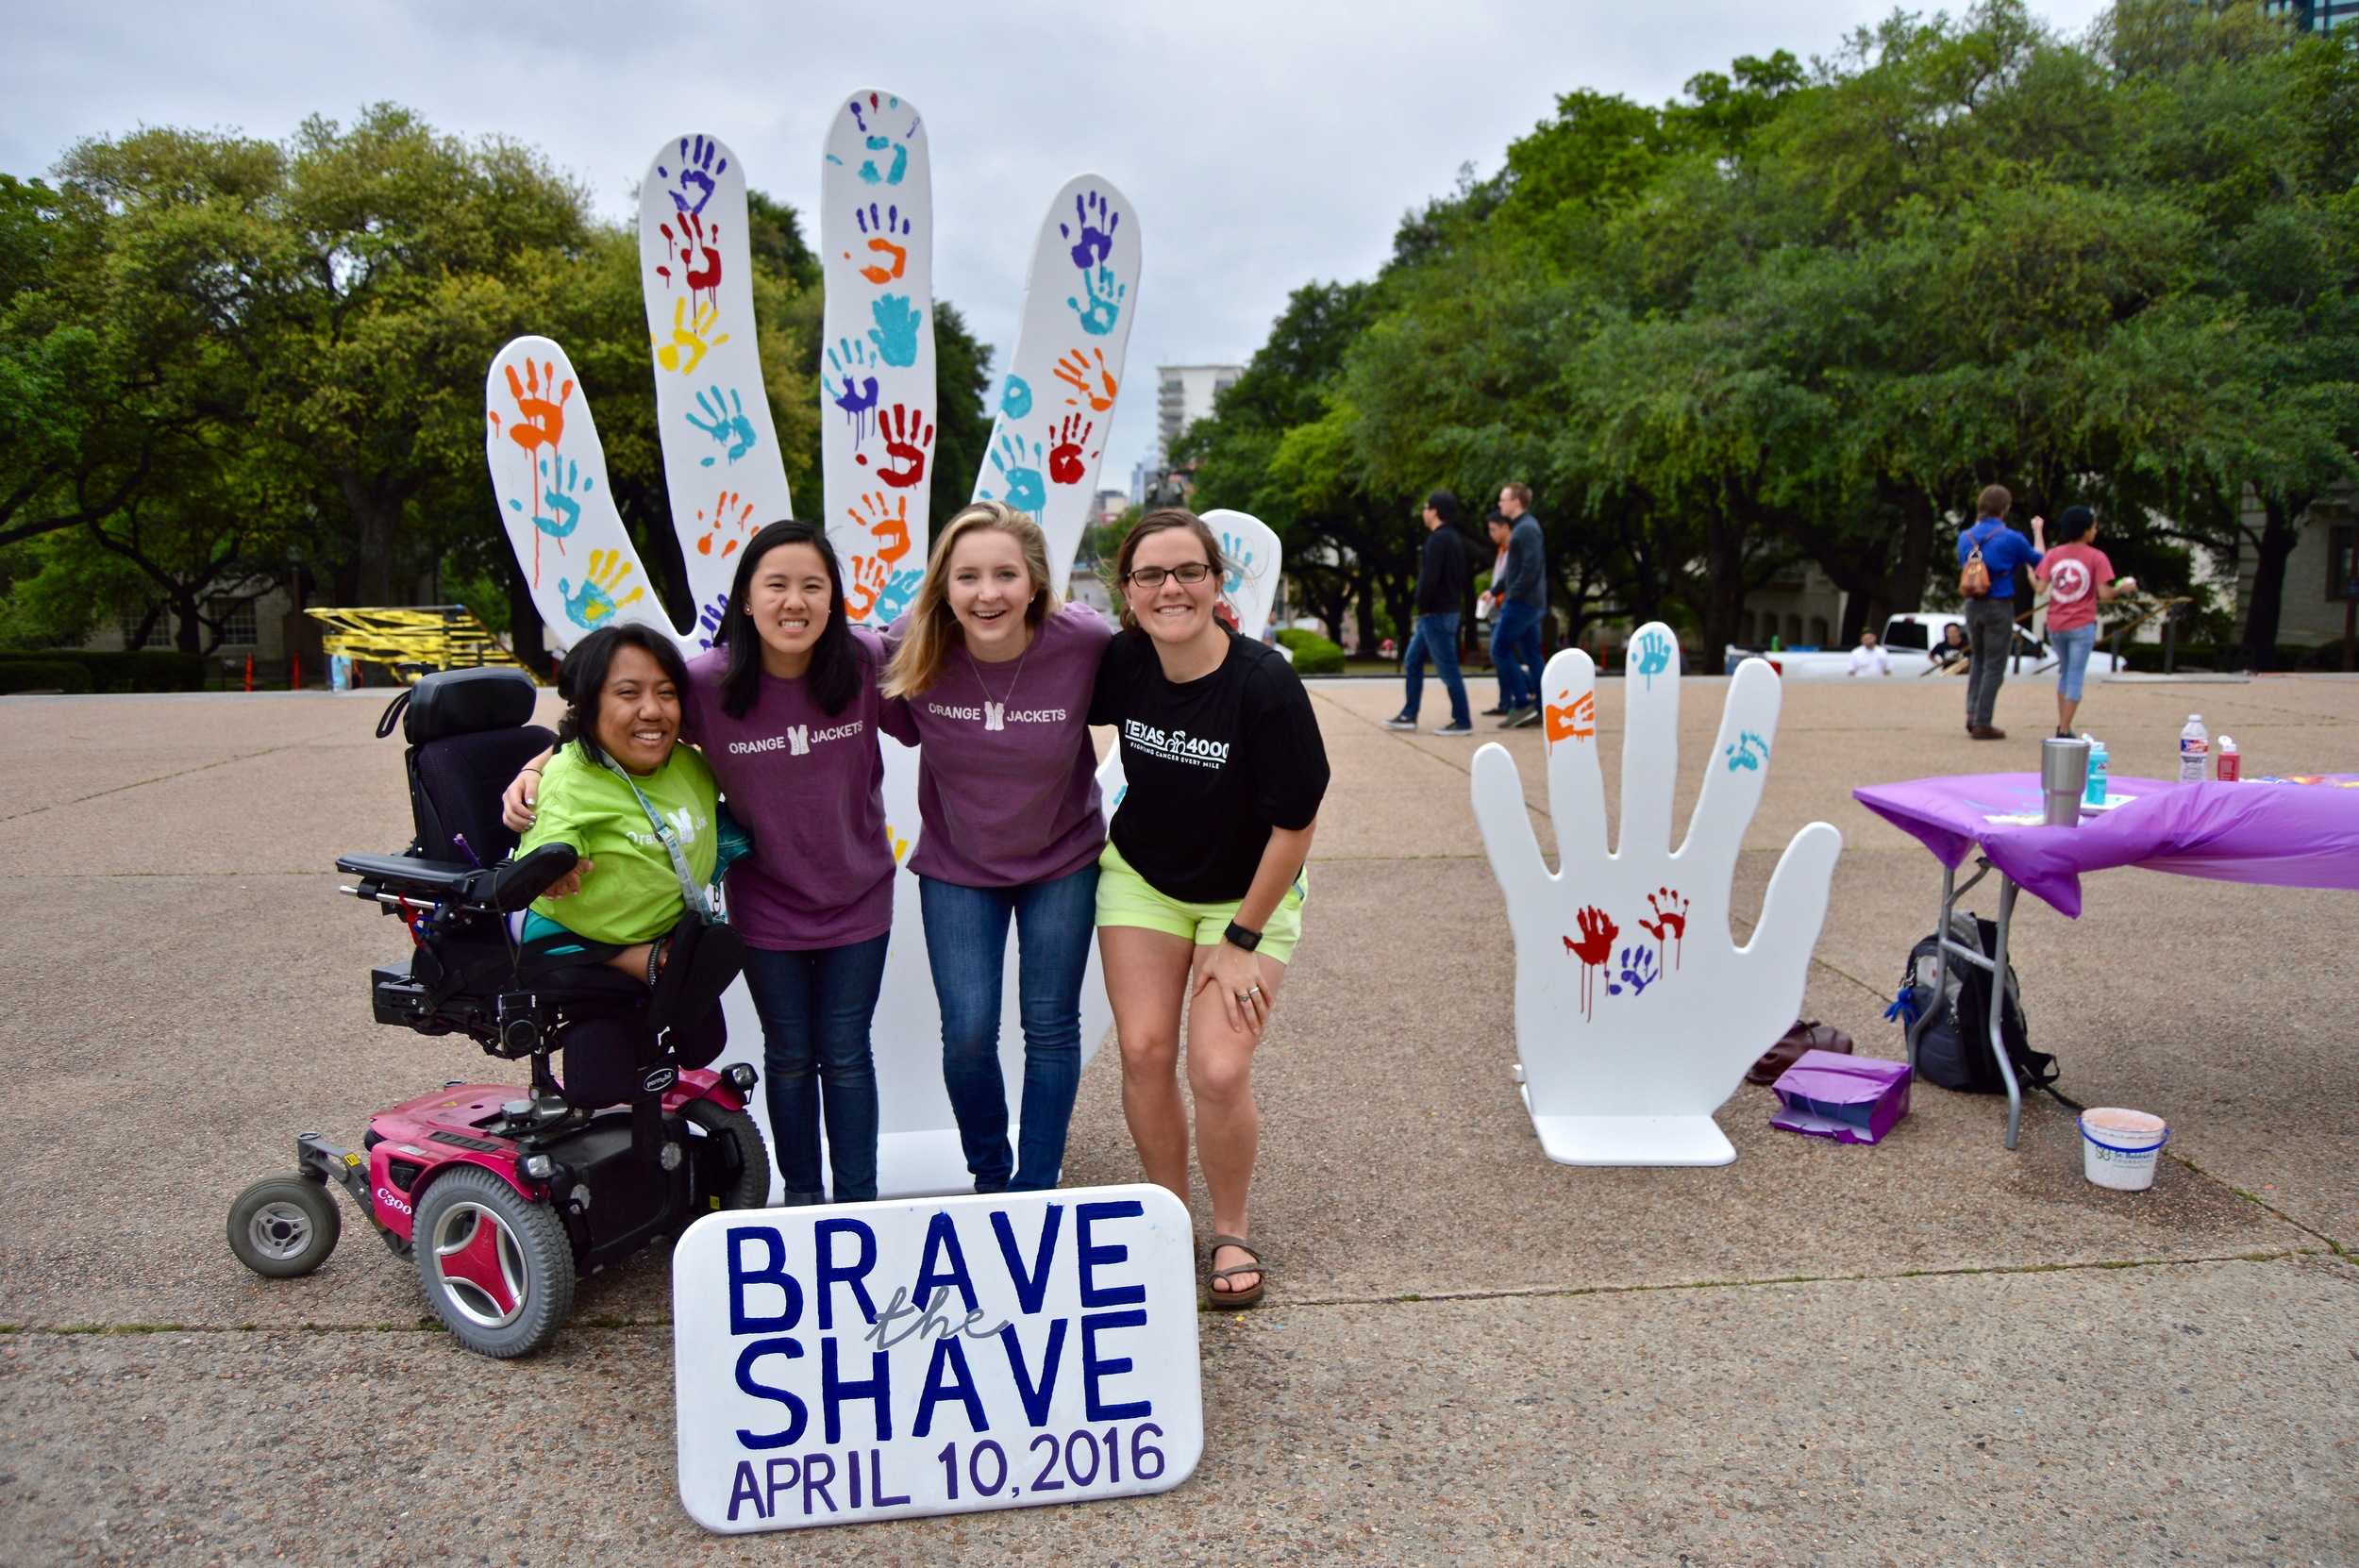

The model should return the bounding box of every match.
[1469,624,1841,1166]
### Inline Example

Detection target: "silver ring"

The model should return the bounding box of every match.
[1246,985,1263,997]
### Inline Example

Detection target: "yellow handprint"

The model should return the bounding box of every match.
[655,297,731,375]
[885,823,911,863]
[846,491,911,565]
[1052,346,1119,412]
[560,548,647,629]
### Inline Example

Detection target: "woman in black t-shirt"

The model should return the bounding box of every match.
[1087,509,1330,1309]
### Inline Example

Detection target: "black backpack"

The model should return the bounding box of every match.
[1892,914,2058,1095]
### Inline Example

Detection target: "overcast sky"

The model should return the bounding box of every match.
[5,0,2115,493]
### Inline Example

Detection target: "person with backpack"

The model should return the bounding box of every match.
[1954,484,2045,741]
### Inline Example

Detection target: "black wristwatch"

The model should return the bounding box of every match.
[1223,920,1263,953]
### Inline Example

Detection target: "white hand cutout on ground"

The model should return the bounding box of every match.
[1469,623,1841,1165]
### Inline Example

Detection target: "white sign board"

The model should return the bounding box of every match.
[672,1185,1202,1532]
[1468,623,1842,1166]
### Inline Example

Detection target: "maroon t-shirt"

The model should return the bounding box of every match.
[879,602,1112,888]
[685,633,893,951]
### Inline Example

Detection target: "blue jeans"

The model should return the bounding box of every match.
[2049,623,2097,701]
[1401,612,1470,727]
[1491,600,1543,710]
[742,933,888,1203]
[920,861,1099,1193]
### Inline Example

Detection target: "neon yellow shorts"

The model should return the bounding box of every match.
[1094,839,1307,964]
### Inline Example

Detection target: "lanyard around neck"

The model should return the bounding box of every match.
[596,752,712,922]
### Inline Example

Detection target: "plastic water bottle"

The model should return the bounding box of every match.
[2216,735,2240,781]
[2083,734,2109,806]
[2178,714,2209,784]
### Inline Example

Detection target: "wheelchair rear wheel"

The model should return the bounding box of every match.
[412,1164,575,1358]
[684,1099,770,1211]
[228,1176,343,1278]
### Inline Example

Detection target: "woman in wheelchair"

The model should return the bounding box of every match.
[515,623,744,1105]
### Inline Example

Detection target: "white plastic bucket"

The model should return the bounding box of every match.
[2080,1108,2169,1192]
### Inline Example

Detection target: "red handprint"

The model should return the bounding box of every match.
[696,488,754,558]
[863,404,933,489]
[1048,413,1095,486]
[657,211,723,301]
[1563,905,1619,1021]
[1638,887,1689,972]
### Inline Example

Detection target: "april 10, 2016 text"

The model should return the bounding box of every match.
[723,1423,1166,1523]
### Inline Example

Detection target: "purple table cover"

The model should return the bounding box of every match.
[1851,773,2359,918]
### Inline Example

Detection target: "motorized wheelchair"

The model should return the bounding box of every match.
[227,666,769,1358]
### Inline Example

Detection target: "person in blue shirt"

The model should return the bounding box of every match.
[1955,483,2046,740]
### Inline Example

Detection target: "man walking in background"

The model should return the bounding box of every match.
[1955,482,2044,740]
[1478,507,1517,716]
[1493,483,1547,728]
[1385,490,1475,736]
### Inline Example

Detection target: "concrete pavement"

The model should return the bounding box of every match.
[2,671,2354,1564]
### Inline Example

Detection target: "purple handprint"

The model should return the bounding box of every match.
[658,134,728,216]
[695,590,729,651]
[1060,189,1120,270]
[1607,945,1659,998]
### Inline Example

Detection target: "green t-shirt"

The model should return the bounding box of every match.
[518,741,719,945]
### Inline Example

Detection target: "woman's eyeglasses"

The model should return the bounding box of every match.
[1123,561,1216,589]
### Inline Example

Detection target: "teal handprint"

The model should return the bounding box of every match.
[981,432,1046,512]
[867,293,924,368]
[685,384,758,467]
[507,452,594,540]
[875,567,922,623]
[1065,264,1126,337]
[1634,627,1673,690]
[1219,529,1255,596]
[847,95,914,186]
[1723,731,1769,772]
[999,375,1032,420]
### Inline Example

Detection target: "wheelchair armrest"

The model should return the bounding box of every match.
[338,843,578,913]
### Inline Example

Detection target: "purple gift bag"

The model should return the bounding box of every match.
[1769,1050,1911,1146]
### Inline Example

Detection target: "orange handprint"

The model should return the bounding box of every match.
[844,554,891,621]
[696,488,755,559]
[491,359,573,456]
[1052,346,1119,412]
[846,491,911,564]
[1545,688,1596,747]
[1048,412,1094,486]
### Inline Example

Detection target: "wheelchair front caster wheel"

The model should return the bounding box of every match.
[229,1176,343,1278]
[411,1164,575,1358]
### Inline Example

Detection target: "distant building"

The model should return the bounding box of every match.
[2260,0,2357,29]
[1155,364,1242,469]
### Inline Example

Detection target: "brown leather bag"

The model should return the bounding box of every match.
[1958,525,1993,598]
[1749,1019,1855,1086]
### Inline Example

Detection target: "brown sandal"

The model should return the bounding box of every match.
[1206,1234,1265,1310]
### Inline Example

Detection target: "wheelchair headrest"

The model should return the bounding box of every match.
[376,668,542,746]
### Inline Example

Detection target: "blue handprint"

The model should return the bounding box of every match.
[981,432,1046,512]
[507,452,594,540]
[875,567,923,625]
[1219,530,1255,596]
[686,384,759,467]
[1606,945,1660,997]
[825,338,881,439]
[1060,189,1121,270]
[1065,264,1127,337]
[1723,730,1769,773]
[1634,628,1672,691]
[657,134,728,216]
[999,375,1033,420]
[847,95,914,186]
[867,293,924,368]
[695,590,730,651]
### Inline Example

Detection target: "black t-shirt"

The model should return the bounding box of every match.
[1088,627,1331,903]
